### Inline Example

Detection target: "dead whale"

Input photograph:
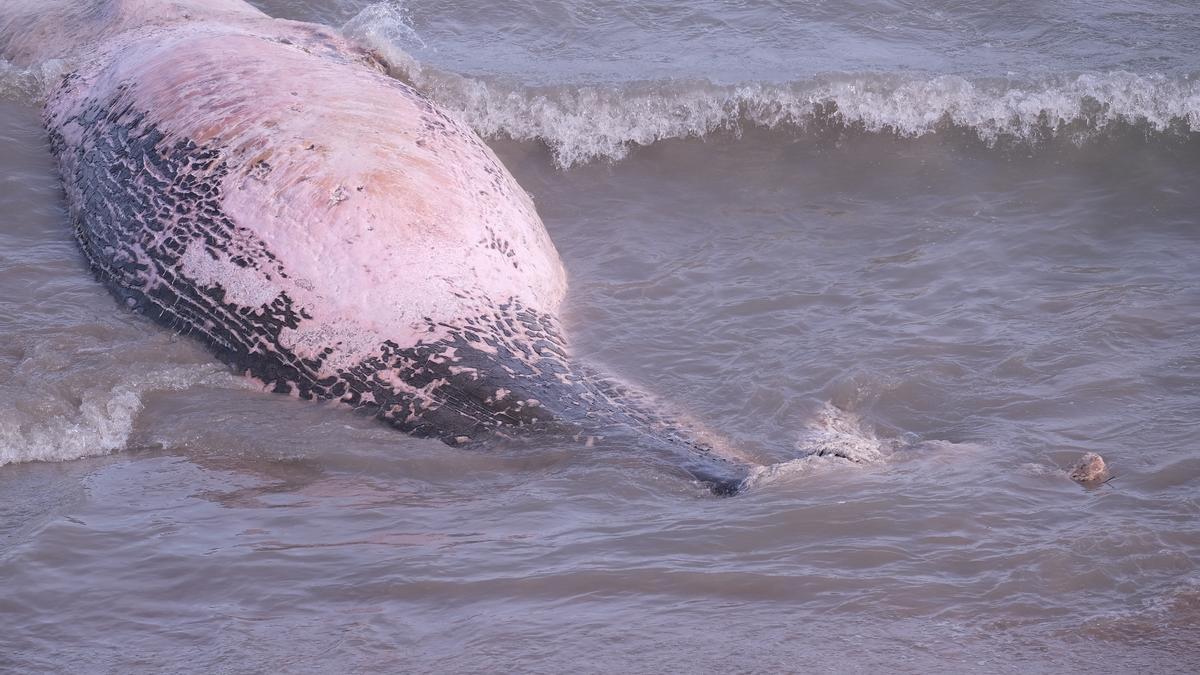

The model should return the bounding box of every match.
[0,0,767,493]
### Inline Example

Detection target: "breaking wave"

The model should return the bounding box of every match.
[739,402,896,490]
[0,364,237,467]
[387,69,1200,168]
[0,58,71,104]
[344,5,1200,167]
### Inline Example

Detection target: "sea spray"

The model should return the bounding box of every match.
[0,365,238,466]
[342,6,1200,166]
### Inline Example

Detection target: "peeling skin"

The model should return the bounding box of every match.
[3,0,755,495]
[179,238,281,307]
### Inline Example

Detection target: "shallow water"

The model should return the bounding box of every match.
[2,1,1200,672]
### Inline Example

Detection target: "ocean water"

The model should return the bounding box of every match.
[2,1,1200,672]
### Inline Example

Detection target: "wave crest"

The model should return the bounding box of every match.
[403,70,1200,167]
[0,58,72,103]
[0,364,236,467]
[344,6,1200,166]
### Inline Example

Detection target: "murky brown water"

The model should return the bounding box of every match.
[3,1,1200,671]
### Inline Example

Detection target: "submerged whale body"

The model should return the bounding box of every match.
[1,0,757,493]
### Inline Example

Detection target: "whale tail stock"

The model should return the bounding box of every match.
[438,374,754,497]
[330,303,755,496]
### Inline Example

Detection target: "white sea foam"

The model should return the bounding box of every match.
[740,402,895,489]
[343,6,1200,166]
[408,70,1200,167]
[0,365,236,467]
[0,58,71,104]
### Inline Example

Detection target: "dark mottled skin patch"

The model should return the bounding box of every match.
[47,83,746,495]
[481,226,519,269]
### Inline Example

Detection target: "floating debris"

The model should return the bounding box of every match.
[1070,452,1110,484]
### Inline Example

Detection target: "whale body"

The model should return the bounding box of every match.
[1,0,757,493]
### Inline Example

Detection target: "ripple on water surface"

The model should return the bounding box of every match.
[2,7,1200,668]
